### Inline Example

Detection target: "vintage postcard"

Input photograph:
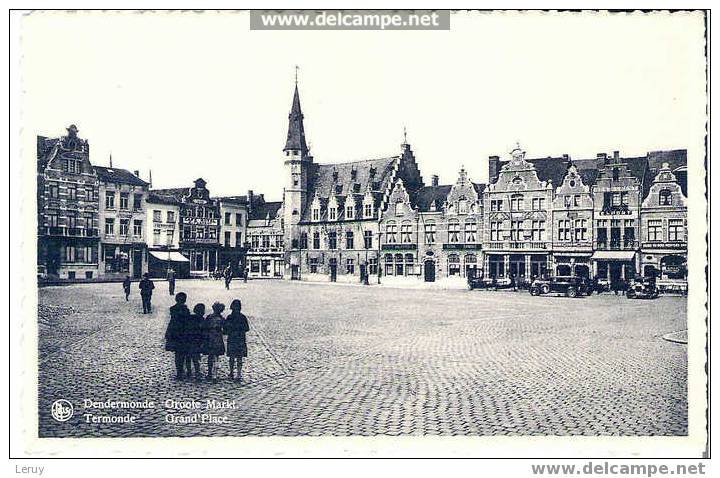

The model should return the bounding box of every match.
[11,9,709,459]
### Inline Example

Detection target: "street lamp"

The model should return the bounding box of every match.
[376,230,382,285]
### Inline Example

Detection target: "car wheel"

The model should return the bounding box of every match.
[530,288,539,296]
[627,290,636,299]
[566,287,577,298]
[541,285,550,295]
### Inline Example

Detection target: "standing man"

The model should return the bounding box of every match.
[122,275,131,301]
[139,273,155,314]
[167,268,176,296]
[223,264,233,290]
[243,265,248,283]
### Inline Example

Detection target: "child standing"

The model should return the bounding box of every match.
[122,275,131,301]
[184,303,205,381]
[165,292,190,380]
[203,302,226,381]
[224,299,250,381]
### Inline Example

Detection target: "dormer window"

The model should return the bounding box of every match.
[346,204,354,219]
[312,208,320,221]
[369,167,376,177]
[335,184,343,195]
[458,197,468,214]
[364,203,373,218]
[332,171,339,182]
[353,183,361,193]
[395,200,405,216]
[329,207,337,221]
[612,168,620,182]
[659,189,672,206]
[351,169,357,180]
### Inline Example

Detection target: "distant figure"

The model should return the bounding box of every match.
[511,274,518,292]
[223,265,233,290]
[122,275,131,301]
[243,266,249,283]
[204,302,226,381]
[138,273,155,314]
[224,299,250,381]
[167,268,176,296]
[184,303,205,381]
[165,292,190,380]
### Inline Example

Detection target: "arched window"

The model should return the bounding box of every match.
[510,193,524,211]
[659,189,672,206]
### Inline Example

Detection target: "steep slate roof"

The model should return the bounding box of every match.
[647,149,687,173]
[249,201,282,221]
[147,188,190,205]
[412,185,453,212]
[526,157,572,187]
[284,85,309,155]
[300,156,398,222]
[94,166,149,187]
[215,195,249,205]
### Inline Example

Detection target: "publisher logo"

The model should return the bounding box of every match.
[51,399,74,422]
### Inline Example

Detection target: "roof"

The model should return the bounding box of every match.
[94,166,149,187]
[215,195,249,205]
[526,157,572,186]
[300,156,398,221]
[284,85,308,154]
[147,188,190,205]
[249,201,282,221]
[412,184,452,212]
[647,149,687,174]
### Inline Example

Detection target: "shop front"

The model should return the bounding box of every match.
[591,250,637,288]
[148,249,190,278]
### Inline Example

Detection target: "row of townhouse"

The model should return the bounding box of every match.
[278,82,688,290]
[37,125,275,281]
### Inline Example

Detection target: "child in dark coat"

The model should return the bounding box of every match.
[224,299,250,381]
[204,302,226,381]
[122,276,131,301]
[184,303,205,380]
[165,292,190,380]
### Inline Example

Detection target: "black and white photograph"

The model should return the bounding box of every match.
[9,6,710,464]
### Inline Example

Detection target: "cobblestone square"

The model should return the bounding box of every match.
[38,280,687,437]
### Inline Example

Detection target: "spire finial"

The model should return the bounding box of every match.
[109,152,113,168]
[295,65,299,85]
[403,126,407,144]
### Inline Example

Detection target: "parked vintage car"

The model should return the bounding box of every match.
[468,276,513,290]
[529,276,588,298]
[626,277,660,299]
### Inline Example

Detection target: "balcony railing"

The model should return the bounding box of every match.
[599,205,633,215]
[442,243,482,250]
[486,241,549,250]
[594,240,639,250]
[382,243,417,250]
[43,227,99,237]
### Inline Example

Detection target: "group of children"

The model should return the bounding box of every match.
[164,293,250,382]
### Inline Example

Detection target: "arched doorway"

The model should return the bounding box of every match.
[424,260,436,282]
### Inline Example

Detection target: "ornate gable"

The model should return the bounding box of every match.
[642,162,688,209]
[488,146,550,193]
[445,167,480,215]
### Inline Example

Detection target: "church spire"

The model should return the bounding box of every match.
[284,73,309,156]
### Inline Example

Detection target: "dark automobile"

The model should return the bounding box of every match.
[529,276,588,298]
[626,277,659,299]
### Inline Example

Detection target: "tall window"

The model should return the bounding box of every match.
[531,220,546,241]
[490,199,503,211]
[329,207,337,221]
[510,220,524,241]
[49,184,59,198]
[465,220,477,242]
[312,208,320,221]
[448,254,461,276]
[659,189,672,206]
[400,223,412,243]
[328,231,337,249]
[309,258,319,273]
[167,229,174,245]
[624,219,635,245]
[225,212,231,225]
[261,234,270,248]
[394,253,404,276]
[386,222,397,243]
[153,229,161,245]
[120,192,129,210]
[510,194,524,211]
[346,204,354,220]
[104,218,115,236]
[405,254,415,275]
[612,167,619,181]
[346,231,354,249]
[363,230,373,249]
[448,220,460,243]
[250,235,259,249]
[395,201,405,216]
[425,223,436,244]
[346,258,355,274]
[458,197,468,214]
[384,254,393,275]
[490,221,502,241]
[573,219,586,241]
[668,219,684,241]
[133,220,143,237]
[557,220,571,241]
[236,232,243,247]
[65,245,76,262]
[133,194,143,211]
[313,232,320,249]
[364,204,373,218]
[368,257,378,275]
[153,210,162,222]
[647,219,662,241]
[531,197,545,211]
[67,185,77,200]
[167,211,175,223]
[105,191,115,209]
[236,213,243,226]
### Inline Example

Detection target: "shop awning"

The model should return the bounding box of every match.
[591,251,636,261]
[149,250,190,262]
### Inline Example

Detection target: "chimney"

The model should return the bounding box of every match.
[613,150,620,160]
[562,154,570,161]
[488,155,501,183]
[431,175,439,187]
[247,190,254,212]
[133,170,140,177]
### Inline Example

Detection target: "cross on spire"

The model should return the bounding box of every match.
[403,126,407,144]
[295,65,299,85]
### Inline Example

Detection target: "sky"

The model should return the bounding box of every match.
[21,10,706,199]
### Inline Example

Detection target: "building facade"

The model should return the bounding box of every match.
[217,196,249,276]
[246,195,285,279]
[145,193,185,278]
[37,125,100,280]
[95,166,149,279]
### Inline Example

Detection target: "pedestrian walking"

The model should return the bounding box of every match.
[224,299,250,381]
[165,292,191,380]
[243,266,248,283]
[203,302,226,381]
[223,265,233,290]
[167,268,176,296]
[184,303,205,381]
[139,273,155,314]
[122,275,131,301]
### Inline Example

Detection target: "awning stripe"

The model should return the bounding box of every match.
[149,250,190,262]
